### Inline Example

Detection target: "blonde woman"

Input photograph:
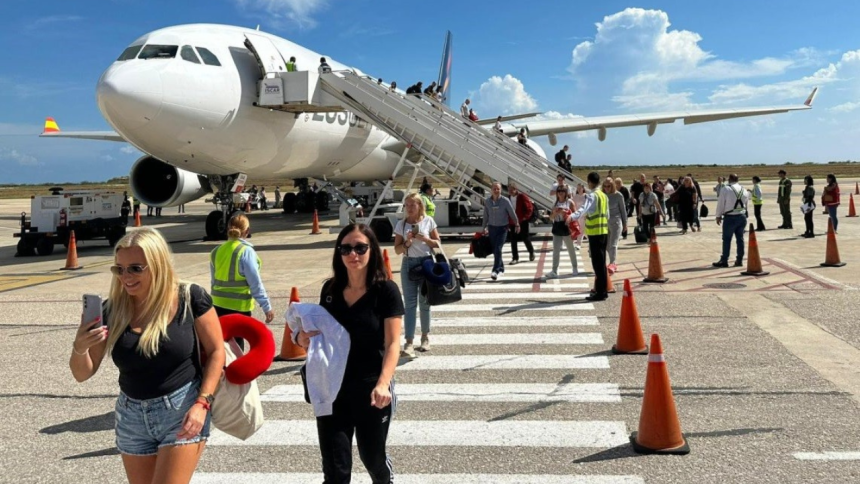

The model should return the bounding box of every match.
[210,214,275,349]
[70,228,225,484]
[546,185,578,278]
[394,192,441,357]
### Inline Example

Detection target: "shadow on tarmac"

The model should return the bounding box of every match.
[63,447,121,460]
[40,411,113,434]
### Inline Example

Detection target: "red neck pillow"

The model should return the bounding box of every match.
[218,314,276,384]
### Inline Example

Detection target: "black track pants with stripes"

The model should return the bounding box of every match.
[316,380,395,484]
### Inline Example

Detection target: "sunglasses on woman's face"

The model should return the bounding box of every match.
[337,243,370,256]
[110,264,148,276]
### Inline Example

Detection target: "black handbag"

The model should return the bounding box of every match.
[551,220,570,236]
[700,204,709,218]
[421,243,462,306]
[450,258,470,287]
[470,234,492,258]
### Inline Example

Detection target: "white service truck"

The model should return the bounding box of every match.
[14,187,128,256]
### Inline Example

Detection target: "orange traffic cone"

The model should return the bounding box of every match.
[612,279,648,355]
[60,230,82,270]
[848,194,857,218]
[821,219,846,267]
[740,225,769,276]
[133,209,142,228]
[383,249,394,280]
[631,334,690,455]
[310,209,322,235]
[594,270,616,294]
[642,229,668,283]
[274,287,307,362]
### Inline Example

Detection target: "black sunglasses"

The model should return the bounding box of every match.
[337,244,370,256]
[110,264,148,276]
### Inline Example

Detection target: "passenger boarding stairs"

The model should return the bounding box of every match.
[316,70,586,209]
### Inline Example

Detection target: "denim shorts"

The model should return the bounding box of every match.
[115,379,211,456]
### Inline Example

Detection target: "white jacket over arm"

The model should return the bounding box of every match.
[285,303,351,417]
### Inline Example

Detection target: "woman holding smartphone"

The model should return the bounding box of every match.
[394,193,440,358]
[296,223,404,483]
[69,228,225,484]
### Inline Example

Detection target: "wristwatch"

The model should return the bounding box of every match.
[198,393,215,405]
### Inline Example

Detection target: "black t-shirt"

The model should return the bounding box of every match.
[319,279,404,384]
[110,284,213,400]
[630,181,644,201]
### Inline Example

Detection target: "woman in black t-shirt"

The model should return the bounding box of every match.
[297,223,404,484]
[69,228,225,484]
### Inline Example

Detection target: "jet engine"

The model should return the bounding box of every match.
[129,156,211,207]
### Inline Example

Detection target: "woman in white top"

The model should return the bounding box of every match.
[393,193,441,358]
[546,185,578,279]
[571,184,587,249]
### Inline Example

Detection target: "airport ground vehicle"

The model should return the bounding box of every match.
[14,188,127,256]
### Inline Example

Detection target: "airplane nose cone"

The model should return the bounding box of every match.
[97,64,163,131]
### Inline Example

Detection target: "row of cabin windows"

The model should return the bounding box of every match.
[116,45,221,66]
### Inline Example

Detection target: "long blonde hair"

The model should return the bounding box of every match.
[403,192,426,219]
[105,228,187,358]
[228,213,250,240]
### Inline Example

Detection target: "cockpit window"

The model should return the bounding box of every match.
[195,47,222,67]
[117,45,142,61]
[180,45,201,64]
[138,45,178,60]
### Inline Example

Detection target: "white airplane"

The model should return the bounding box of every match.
[42,23,818,239]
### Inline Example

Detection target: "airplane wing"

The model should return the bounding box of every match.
[39,117,125,142]
[475,112,541,126]
[503,88,818,143]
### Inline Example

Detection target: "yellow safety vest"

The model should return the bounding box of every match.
[585,190,609,236]
[421,194,436,218]
[210,240,260,312]
[752,183,763,205]
[286,61,296,72]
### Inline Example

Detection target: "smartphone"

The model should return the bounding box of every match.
[411,224,420,236]
[82,294,104,327]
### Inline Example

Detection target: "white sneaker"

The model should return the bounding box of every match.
[491,271,498,280]
[545,271,557,279]
[509,259,519,265]
[418,337,430,352]
[574,245,581,250]
[401,343,416,359]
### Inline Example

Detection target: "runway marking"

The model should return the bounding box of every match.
[433,302,594,312]
[192,474,645,484]
[432,316,599,326]
[463,283,590,291]
[460,291,594,299]
[262,383,621,403]
[395,354,610,370]
[0,273,74,293]
[208,420,629,448]
[405,333,604,345]
[793,451,860,460]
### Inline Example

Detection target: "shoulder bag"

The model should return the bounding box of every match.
[421,241,463,306]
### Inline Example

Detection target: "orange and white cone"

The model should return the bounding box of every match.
[631,334,690,455]
[594,270,617,294]
[820,219,846,267]
[740,225,769,276]
[383,249,394,280]
[642,229,668,283]
[274,287,307,362]
[848,194,857,218]
[60,230,82,271]
[612,279,648,355]
[310,209,322,235]
[133,209,142,228]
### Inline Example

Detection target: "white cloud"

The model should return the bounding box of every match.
[233,0,327,29]
[474,75,538,116]
[24,15,83,32]
[568,8,816,110]
[120,145,136,154]
[0,148,41,167]
[830,101,860,113]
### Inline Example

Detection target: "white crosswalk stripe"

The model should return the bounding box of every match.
[460,291,595,299]
[432,316,599,326]
[432,302,594,312]
[193,474,645,484]
[463,283,590,290]
[394,354,610,370]
[407,333,604,345]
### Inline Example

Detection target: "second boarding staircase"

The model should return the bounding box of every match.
[316,70,586,210]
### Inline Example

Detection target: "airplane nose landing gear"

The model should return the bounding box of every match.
[205,174,243,240]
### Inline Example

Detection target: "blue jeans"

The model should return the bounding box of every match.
[488,225,508,273]
[721,215,747,263]
[401,256,431,340]
[827,205,839,232]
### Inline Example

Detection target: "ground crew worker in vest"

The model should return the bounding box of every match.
[567,172,610,302]
[286,56,297,72]
[777,169,793,229]
[751,175,765,231]
[713,173,751,268]
[420,184,436,218]
[209,214,274,348]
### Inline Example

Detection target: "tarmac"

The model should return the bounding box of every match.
[1,178,860,483]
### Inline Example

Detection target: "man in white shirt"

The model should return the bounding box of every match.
[713,173,751,268]
[493,115,502,132]
[460,99,470,118]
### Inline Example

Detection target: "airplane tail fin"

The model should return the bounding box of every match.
[436,31,453,107]
[43,117,60,134]
[804,87,819,107]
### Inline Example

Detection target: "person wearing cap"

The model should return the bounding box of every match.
[777,169,793,229]
[713,174,751,268]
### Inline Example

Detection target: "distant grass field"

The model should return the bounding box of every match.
[3,162,859,200]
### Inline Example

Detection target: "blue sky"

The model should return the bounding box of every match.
[2,0,859,184]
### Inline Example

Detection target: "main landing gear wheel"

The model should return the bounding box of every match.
[296,191,316,213]
[315,191,330,211]
[206,211,228,240]
[370,219,393,243]
[282,193,297,214]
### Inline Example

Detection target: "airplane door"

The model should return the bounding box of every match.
[243,34,287,78]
